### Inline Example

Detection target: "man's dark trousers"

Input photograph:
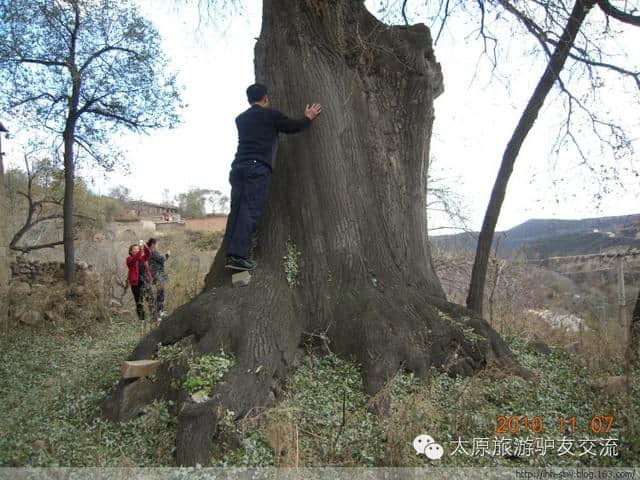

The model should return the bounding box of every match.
[224,160,272,259]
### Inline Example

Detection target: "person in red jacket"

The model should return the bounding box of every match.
[126,240,152,322]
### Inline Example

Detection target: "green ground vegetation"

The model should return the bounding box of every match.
[1,317,638,467]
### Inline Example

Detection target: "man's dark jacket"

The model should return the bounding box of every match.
[232,104,311,170]
[149,250,169,283]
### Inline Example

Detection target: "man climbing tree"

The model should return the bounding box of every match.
[224,83,322,271]
[102,1,530,466]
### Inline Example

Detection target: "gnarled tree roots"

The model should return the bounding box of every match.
[102,271,530,466]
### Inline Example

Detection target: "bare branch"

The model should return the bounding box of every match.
[475,0,499,70]
[85,108,153,129]
[498,0,639,90]
[77,91,116,116]
[12,57,66,68]
[8,153,81,253]
[401,0,409,26]
[9,93,67,109]
[434,0,451,44]
[72,134,106,164]
[467,0,598,314]
[79,45,142,73]
[28,213,64,226]
[497,0,554,58]
[547,39,640,89]
[10,240,66,254]
[597,0,640,27]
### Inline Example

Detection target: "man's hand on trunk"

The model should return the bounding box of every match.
[305,103,323,120]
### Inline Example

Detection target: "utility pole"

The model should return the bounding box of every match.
[617,256,626,328]
[616,256,632,394]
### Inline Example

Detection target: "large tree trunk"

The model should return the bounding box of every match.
[63,2,81,285]
[63,125,76,285]
[102,0,528,466]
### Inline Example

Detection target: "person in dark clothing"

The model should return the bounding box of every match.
[147,237,170,321]
[224,83,322,271]
[126,240,152,322]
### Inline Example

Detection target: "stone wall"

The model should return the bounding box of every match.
[6,257,102,327]
[10,257,95,285]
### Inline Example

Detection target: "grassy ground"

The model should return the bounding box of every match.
[226,339,640,467]
[0,318,176,466]
[1,315,638,467]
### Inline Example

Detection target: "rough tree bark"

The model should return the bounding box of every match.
[63,1,82,286]
[102,0,529,466]
[63,117,78,285]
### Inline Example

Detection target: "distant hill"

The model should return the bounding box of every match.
[431,213,640,259]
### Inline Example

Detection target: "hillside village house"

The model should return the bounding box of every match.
[126,201,181,222]
[123,200,228,233]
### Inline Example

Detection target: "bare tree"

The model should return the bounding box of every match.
[10,155,67,253]
[208,190,230,215]
[0,0,183,284]
[468,0,600,312]
[427,157,470,233]
[464,0,640,314]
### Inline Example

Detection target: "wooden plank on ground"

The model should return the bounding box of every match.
[122,359,161,379]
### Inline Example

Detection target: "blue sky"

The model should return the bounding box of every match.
[3,0,639,232]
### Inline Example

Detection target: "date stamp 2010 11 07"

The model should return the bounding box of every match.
[496,415,615,435]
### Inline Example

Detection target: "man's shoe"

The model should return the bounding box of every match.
[225,256,257,271]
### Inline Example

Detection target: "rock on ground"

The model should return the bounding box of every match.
[232,271,251,287]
